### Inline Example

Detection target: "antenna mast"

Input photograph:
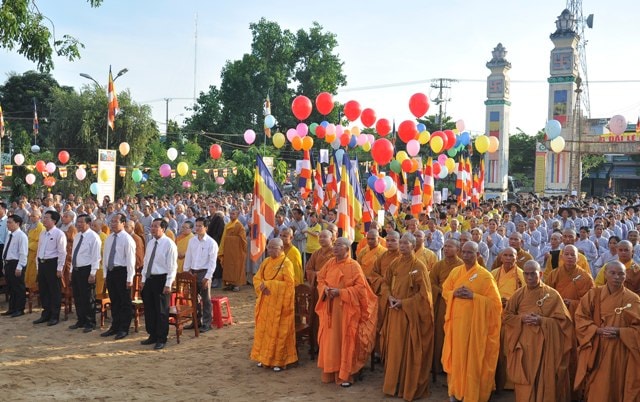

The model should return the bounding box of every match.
[566,0,594,118]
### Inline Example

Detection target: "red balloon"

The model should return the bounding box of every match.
[315,125,326,139]
[443,130,456,150]
[343,100,361,122]
[398,120,418,143]
[291,95,312,120]
[401,159,413,173]
[209,144,222,160]
[360,108,377,128]
[340,133,350,147]
[58,150,70,164]
[409,93,430,118]
[315,92,334,115]
[376,118,391,137]
[432,162,441,176]
[35,160,46,173]
[371,138,394,166]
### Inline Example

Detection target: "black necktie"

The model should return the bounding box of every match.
[3,233,12,260]
[107,233,118,271]
[146,240,158,279]
[72,234,84,268]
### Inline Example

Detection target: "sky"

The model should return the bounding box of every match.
[2,0,639,138]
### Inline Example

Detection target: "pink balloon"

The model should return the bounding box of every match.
[286,128,297,142]
[243,129,256,144]
[356,134,368,146]
[437,154,448,165]
[182,181,192,188]
[374,178,386,193]
[296,123,308,137]
[159,163,172,178]
[367,134,375,144]
[326,124,336,135]
[75,168,87,181]
[25,173,36,185]
[45,162,56,174]
[335,125,344,137]
[216,177,225,185]
[14,154,24,166]
[406,139,420,157]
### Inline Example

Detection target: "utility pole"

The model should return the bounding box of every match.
[430,78,457,130]
[164,98,171,137]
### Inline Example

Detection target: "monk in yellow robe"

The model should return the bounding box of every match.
[503,260,573,402]
[219,208,247,291]
[430,239,462,376]
[316,237,377,387]
[175,222,194,273]
[355,222,386,256]
[413,230,437,271]
[379,232,433,401]
[25,212,45,291]
[442,241,502,402]
[574,260,640,402]
[251,238,297,371]
[594,240,640,293]
[544,229,592,280]
[279,228,303,285]
[91,219,108,295]
[356,229,387,277]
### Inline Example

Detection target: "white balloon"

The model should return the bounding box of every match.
[167,147,178,161]
[550,136,566,153]
[14,154,25,166]
[609,115,627,135]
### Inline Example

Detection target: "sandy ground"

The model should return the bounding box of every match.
[0,287,514,402]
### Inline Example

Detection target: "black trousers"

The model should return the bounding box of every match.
[37,258,60,320]
[141,274,169,343]
[71,265,96,328]
[4,260,25,313]
[106,266,132,332]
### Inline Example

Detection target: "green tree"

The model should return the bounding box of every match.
[417,114,456,133]
[0,0,103,72]
[508,132,537,186]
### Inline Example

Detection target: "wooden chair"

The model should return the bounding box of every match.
[131,271,144,333]
[294,284,315,360]
[0,277,8,302]
[169,272,199,343]
[95,285,111,329]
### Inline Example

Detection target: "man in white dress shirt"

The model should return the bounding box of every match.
[33,210,67,326]
[101,213,136,340]
[2,215,28,317]
[183,217,218,332]
[140,218,178,350]
[69,214,102,333]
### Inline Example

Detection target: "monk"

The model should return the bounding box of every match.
[219,208,247,292]
[491,233,533,271]
[379,232,434,401]
[25,210,45,293]
[251,238,297,371]
[175,221,194,273]
[503,260,573,402]
[430,239,462,376]
[315,237,377,387]
[279,228,303,285]
[370,231,400,295]
[413,230,437,271]
[595,240,640,294]
[355,221,386,256]
[356,229,387,278]
[574,261,640,401]
[544,229,592,280]
[442,241,502,402]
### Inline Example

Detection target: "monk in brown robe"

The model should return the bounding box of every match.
[356,229,387,278]
[430,239,462,376]
[594,240,640,294]
[503,260,573,402]
[490,233,533,271]
[413,230,437,272]
[379,232,433,401]
[304,229,334,354]
[574,260,640,401]
[315,237,377,387]
[125,221,145,273]
[370,230,400,345]
[219,208,247,291]
[544,230,592,280]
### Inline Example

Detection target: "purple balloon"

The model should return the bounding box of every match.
[159,163,172,178]
[374,178,386,193]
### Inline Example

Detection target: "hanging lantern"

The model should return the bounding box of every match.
[170,169,176,179]
[191,170,197,179]
[90,164,98,175]
[232,167,238,175]
[4,165,12,177]
[59,166,68,178]
[119,166,127,177]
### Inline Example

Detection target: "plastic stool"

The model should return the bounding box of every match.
[211,296,233,328]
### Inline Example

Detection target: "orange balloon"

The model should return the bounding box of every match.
[411,159,419,172]
[325,132,336,143]
[301,136,314,151]
[292,136,303,151]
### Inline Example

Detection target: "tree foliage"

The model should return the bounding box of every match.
[0,0,103,72]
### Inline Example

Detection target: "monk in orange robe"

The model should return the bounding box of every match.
[175,221,194,273]
[356,229,387,278]
[315,237,377,387]
[379,232,433,401]
[355,221,386,256]
[251,238,297,371]
[574,260,640,401]
[219,208,247,291]
[430,239,462,377]
[279,228,303,285]
[442,241,502,402]
[503,260,573,402]
[304,229,334,354]
[594,240,640,294]
[413,230,437,271]
[125,221,145,272]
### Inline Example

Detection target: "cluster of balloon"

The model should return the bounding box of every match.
[119,142,130,156]
[367,173,398,197]
[209,144,222,160]
[545,119,565,154]
[389,151,421,174]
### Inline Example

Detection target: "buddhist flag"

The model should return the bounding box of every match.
[411,178,422,215]
[33,100,39,135]
[0,105,4,138]
[422,157,434,212]
[337,153,363,241]
[324,152,340,209]
[298,150,312,199]
[312,161,325,212]
[465,158,473,204]
[250,156,283,261]
[385,171,401,216]
[471,173,480,207]
[364,163,384,227]
[263,95,272,138]
[107,67,119,130]
[456,157,467,208]
[636,117,640,134]
[479,159,485,198]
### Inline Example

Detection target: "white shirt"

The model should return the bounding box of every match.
[71,228,102,275]
[3,228,28,271]
[183,234,219,280]
[37,226,67,272]
[141,235,178,288]
[102,230,136,283]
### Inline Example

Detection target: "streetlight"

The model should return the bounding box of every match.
[79,67,128,148]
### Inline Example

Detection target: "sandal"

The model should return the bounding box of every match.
[340,382,352,388]
[256,362,263,368]
[273,366,282,372]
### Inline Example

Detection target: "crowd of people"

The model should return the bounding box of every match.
[1,190,639,401]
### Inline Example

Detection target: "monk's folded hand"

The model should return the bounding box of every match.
[563,298,571,307]
[263,288,271,296]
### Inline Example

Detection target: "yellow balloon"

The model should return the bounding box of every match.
[550,136,565,153]
[362,141,371,152]
[418,131,431,145]
[177,161,189,176]
[475,135,489,154]
[396,151,409,163]
[351,126,361,136]
[99,169,109,183]
[384,185,397,198]
[445,158,455,172]
[488,136,500,153]
[273,132,285,149]
[119,142,130,156]
[301,136,314,151]
[430,136,444,153]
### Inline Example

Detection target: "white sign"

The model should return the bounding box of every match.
[97,149,116,205]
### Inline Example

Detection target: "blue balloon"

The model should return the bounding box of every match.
[416,123,426,133]
[348,135,357,148]
[367,175,377,190]
[454,135,461,148]
[459,131,470,146]
[545,120,562,140]
[320,120,329,128]
[383,176,393,191]
[89,182,99,195]
[264,114,276,129]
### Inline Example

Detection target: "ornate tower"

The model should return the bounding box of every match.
[544,9,581,194]
[484,43,511,200]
